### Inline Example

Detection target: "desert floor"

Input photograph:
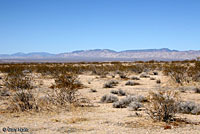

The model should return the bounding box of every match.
[0,71,200,134]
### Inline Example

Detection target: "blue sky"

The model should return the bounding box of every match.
[0,0,200,54]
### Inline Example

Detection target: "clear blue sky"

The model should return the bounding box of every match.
[0,0,200,54]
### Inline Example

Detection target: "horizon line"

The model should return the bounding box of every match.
[1,48,200,55]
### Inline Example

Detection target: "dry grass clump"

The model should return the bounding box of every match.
[103,80,118,88]
[100,94,118,103]
[146,90,179,123]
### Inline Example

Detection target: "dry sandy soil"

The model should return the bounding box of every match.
[0,71,200,134]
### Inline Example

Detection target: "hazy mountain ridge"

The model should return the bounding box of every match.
[0,48,200,62]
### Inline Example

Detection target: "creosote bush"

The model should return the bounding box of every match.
[50,73,84,106]
[4,70,33,91]
[10,89,38,112]
[5,71,38,112]
[146,90,179,123]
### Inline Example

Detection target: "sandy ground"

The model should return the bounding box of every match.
[0,71,200,134]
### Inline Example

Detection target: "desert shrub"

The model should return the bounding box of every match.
[131,76,140,80]
[146,90,179,122]
[50,73,84,106]
[128,101,143,111]
[177,101,200,115]
[187,60,200,82]
[150,77,156,80]
[89,89,97,93]
[100,94,118,103]
[113,95,146,108]
[0,65,25,75]
[10,89,38,112]
[156,79,161,84]
[2,67,38,112]
[0,89,10,96]
[178,86,198,93]
[119,73,128,79]
[153,71,158,75]
[110,89,126,96]
[4,69,33,91]
[140,73,150,78]
[193,87,200,93]
[91,65,109,77]
[5,76,33,91]
[118,89,126,96]
[163,64,188,84]
[125,81,140,86]
[103,80,118,88]
[36,96,53,111]
[110,89,118,95]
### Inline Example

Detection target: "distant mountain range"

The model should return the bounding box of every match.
[0,48,200,62]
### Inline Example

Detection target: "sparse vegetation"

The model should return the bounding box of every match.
[0,61,200,133]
